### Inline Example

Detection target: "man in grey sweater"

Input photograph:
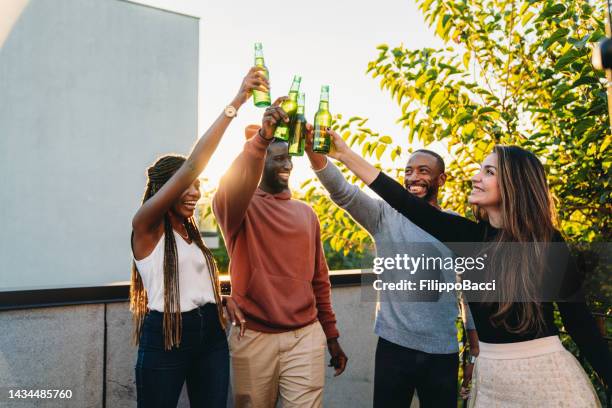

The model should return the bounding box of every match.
[307,140,479,408]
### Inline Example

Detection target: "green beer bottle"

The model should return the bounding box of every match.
[288,92,306,156]
[273,75,301,141]
[252,43,271,107]
[313,85,332,153]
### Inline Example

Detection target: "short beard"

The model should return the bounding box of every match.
[421,187,436,202]
[407,183,436,202]
[262,170,287,192]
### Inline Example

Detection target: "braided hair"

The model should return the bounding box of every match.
[130,155,224,350]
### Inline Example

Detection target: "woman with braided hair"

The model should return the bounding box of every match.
[130,67,268,408]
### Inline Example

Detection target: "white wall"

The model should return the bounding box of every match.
[0,0,199,290]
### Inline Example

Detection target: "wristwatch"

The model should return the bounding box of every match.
[224,105,238,118]
[467,352,477,364]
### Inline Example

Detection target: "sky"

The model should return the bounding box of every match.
[131,0,443,191]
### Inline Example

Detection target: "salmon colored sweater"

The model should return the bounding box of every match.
[212,129,339,339]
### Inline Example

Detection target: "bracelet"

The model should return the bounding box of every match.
[258,128,273,141]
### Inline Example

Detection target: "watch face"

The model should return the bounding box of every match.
[225,106,236,117]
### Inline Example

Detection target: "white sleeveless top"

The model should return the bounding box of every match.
[133,230,216,312]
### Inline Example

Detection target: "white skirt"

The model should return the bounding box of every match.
[468,336,601,408]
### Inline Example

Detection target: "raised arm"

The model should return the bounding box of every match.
[306,130,384,234]
[213,99,289,239]
[132,67,268,233]
[326,130,480,244]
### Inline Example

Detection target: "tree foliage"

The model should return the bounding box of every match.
[377,0,609,240]
[306,0,610,264]
[302,0,612,398]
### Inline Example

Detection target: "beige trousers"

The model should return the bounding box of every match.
[229,321,327,408]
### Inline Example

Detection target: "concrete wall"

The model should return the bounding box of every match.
[0,305,104,408]
[0,285,389,408]
[0,0,199,291]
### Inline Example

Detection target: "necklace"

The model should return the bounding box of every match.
[175,226,190,241]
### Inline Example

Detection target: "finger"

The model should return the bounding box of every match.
[329,130,344,147]
[228,308,236,326]
[264,104,282,115]
[251,83,269,93]
[272,96,288,107]
[239,320,246,338]
[328,129,341,139]
[234,308,246,324]
[334,357,347,376]
[249,66,265,75]
[263,109,279,122]
[265,108,285,125]
[270,109,286,124]
[246,78,269,90]
[305,124,314,140]
[251,70,269,83]
[276,107,290,123]
[263,115,279,129]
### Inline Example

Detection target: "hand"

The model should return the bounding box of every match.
[326,129,350,161]
[305,123,327,170]
[232,66,270,108]
[460,362,474,400]
[223,296,247,339]
[327,338,348,376]
[260,97,289,139]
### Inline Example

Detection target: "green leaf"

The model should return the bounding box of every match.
[463,52,471,70]
[415,72,430,88]
[362,142,371,156]
[379,136,393,144]
[539,4,566,20]
[430,91,447,112]
[392,48,404,58]
[375,144,386,160]
[391,146,402,162]
[462,123,476,137]
[599,135,611,154]
[300,179,312,189]
[554,50,580,70]
[543,28,569,51]
[477,107,497,115]
[521,11,535,26]
[571,76,599,87]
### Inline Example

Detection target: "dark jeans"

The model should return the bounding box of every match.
[136,303,229,408]
[373,337,459,408]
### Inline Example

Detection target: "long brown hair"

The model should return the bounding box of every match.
[130,155,224,350]
[474,145,557,334]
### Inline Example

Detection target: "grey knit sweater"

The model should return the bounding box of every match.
[315,160,474,354]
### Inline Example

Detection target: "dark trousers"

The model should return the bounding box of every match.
[136,303,229,408]
[373,337,459,408]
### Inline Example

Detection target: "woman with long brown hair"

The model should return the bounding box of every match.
[319,130,611,407]
[130,67,267,408]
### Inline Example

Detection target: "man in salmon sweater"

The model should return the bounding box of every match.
[213,100,347,408]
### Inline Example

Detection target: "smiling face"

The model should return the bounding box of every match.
[170,178,201,219]
[403,151,446,203]
[261,141,293,192]
[468,153,501,208]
